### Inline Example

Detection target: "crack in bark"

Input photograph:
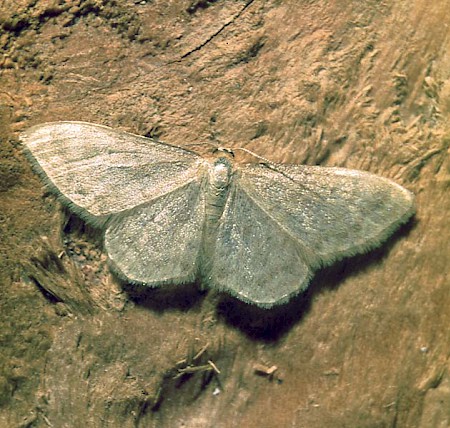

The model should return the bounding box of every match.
[172,0,256,62]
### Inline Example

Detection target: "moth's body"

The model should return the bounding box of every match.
[21,121,415,307]
[199,156,248,293]
[204,158,233,228]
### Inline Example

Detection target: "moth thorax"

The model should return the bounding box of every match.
[210,158,232,191]
[204,158,232,227]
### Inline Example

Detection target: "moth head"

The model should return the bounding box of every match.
[212,147,235,158]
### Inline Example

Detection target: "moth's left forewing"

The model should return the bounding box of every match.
[238,163,415,267]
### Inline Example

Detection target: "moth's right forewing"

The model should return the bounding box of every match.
[21,121,202,221]
[105,178,206,286]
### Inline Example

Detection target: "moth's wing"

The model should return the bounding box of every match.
[105,178,205,286]
[239,164,415,264]
[207,164,414,307]
[206,183,314,307]
[20,121,202,222]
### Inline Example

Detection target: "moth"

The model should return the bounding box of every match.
[21,121,415,307]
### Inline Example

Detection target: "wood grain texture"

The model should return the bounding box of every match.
[0,0,449,426]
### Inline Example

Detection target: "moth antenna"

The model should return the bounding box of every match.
[212,147,235,158]
[184,141,219,151]
[232,147,273,165]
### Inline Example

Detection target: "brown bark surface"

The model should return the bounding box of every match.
[0,1,449,427]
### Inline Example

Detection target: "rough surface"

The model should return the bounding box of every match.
[0,0,449,427]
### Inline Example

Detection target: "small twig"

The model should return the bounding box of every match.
[41,414,53,427]
[193,343,209,361]
[174,364,212,378]
[254,364,277,377]
[208,360,221,374]
[176,358,188,366]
